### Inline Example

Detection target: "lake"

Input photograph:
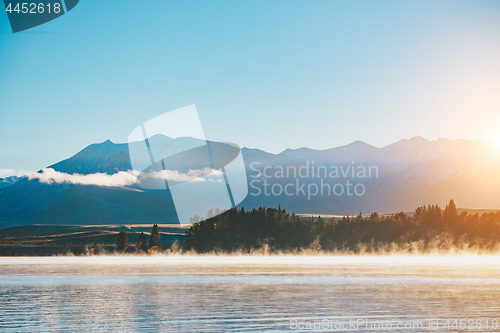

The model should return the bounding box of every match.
[1,255,500,332]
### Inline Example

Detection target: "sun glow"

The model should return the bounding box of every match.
[492,134,500,152]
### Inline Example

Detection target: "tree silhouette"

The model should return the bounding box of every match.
[185,200,500,253]
[136,232,148,252]
[149,224,161,248]
[116,231,129,251]
[443,199,459,229]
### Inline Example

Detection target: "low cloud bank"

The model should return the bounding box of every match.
[28,168,224,187]
[0,168,35,178]
[28,168,138,187]
[146,168,224,183]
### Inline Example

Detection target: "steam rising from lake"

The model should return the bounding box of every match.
[3,255,500,331]
[3,255,500,278]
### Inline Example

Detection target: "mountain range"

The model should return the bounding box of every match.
[1,136,500,229]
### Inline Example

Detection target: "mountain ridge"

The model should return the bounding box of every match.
[1,136,499,229]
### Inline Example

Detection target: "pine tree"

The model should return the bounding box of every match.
[116,231,129,251]
[329,217,337,227]
[136,232,148,252]
[445,199,458,218]
[149,224,161,248]
[443,199,459,229]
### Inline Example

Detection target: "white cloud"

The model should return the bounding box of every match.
[28,168,138,187]
[0,168,35,178]
[146,168,224,183]
[27,168,225,187]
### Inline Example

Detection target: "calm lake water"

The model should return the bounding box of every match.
[1,255,500,332]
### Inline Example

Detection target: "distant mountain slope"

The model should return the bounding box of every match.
[0,138,137,229]
[1,135,500,229]
[279,136,500,212]
[29,185,178,225]
[369,138,500,211]
[0,176,21,189]
[0,178,69,227]
[49,139,131,175]
[282,140,380,166]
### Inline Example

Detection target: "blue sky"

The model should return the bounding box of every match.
[1,0,500,175]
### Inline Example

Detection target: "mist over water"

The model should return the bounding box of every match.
[2,255,500,332]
